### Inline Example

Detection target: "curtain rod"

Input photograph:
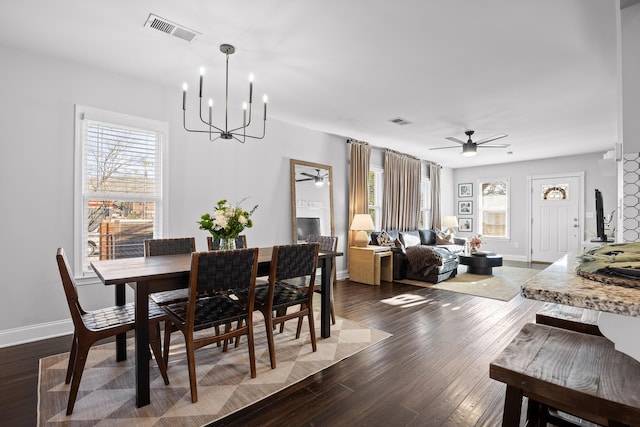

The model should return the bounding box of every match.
[346,138,440,167]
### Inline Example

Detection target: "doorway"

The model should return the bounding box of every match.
[528,172,584,262]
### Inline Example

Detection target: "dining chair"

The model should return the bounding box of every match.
[144,237,196,364]
[278,235,338,334]
[306,235,338,325]
[161,248,259,403]
[253,243,319,369]
[145,237,196,306]
[207,235,248,250]
[55,248,169,415]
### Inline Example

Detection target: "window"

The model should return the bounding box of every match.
[419,178,431,228]
[478,178,509,238]
[368,166,383,230]
[74,105,168,276]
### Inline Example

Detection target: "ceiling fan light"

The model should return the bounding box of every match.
[462,144,477,156]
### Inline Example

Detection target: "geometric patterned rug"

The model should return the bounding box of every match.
[37,311,391,426]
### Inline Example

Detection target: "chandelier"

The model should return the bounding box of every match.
[182,44,267,143]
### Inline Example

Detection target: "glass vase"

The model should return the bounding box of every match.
[218,238,236,251]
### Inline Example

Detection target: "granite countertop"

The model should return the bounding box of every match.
[521,252,640,317]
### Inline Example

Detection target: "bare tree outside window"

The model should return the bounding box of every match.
[76,107,166,275]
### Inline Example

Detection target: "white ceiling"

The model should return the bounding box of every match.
[0,0,628,168]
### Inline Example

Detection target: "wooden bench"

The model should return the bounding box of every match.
[490,323,640,426]
[535,302,602,336]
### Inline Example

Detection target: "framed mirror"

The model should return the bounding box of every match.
[290,159,334,243]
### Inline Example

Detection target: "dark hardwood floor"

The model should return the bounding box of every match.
[1,265,546,426]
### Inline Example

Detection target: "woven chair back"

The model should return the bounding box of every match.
[145,237,195,257]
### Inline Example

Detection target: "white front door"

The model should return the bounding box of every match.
[530,175,582,262]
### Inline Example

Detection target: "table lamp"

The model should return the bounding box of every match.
[442,215,459,234]
[350,214,375,247]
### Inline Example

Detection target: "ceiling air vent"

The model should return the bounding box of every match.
[144,14,200,42]
[389,117,412,126]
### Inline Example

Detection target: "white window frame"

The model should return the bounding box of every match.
[477,177,510,239]
[73,105,169,279]
[420,178,431,228]
[369,165,384,230]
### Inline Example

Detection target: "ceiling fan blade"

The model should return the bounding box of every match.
[300,172,315,178]
[479,144,510,148]
[429,145,462,150]
[475,134,508,145]
[296,178,313,182]
[445,137,466,144]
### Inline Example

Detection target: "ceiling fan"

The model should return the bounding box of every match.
[430,130,509,157]
[296,168,328,186]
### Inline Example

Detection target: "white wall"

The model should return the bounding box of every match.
[622,2,640,153]
[0,45,348,346]
[453,153,617,260]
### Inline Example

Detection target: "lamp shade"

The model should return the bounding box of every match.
[350,214,375,247]
[350,214,375,231]
[442,216,459,229]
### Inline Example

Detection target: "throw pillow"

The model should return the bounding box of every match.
[376,230,395,247]
[400,232,421,248]
[436,229,453,245]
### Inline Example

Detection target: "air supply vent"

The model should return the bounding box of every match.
[389,117,412,126]
[144,14,200,42]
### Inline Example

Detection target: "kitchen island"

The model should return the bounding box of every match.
[521,251,640,361]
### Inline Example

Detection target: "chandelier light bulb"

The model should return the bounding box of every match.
[208,98,213,107]
[182,83,188,110]
[263,95,268,103]
[200,67,205,76]
[249,73,254,82]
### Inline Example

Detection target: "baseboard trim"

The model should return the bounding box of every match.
[0,319,73,348]
[502,254,528,262]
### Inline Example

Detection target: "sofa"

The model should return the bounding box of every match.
[370,229,464,283]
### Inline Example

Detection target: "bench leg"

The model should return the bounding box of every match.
[503,385,523,427]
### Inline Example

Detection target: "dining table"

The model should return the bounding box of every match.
[91,246,343,408]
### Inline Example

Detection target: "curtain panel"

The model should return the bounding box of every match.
[348,139,371,247]
[430,162,441,230]
[381,150,421,231]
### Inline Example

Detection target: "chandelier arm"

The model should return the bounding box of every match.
[238,122,266,140]
[229,110,253,134]
[184,111,225,135]
[232,135,246,144]
[198,98,225,133]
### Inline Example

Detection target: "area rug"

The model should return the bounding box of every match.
[37,311,391,426]
[396,265,541,301]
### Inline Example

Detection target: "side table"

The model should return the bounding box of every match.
[349,245,393,285]
[458,253,503,275]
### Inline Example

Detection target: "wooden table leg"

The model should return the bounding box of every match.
[134,281,150,408]
[115,283,127,362]
[320,257,332,338]
[503,384,523,427]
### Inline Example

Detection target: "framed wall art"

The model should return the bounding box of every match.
[458,217,472,232]
[458,183,472,198]
[458,200,473,215]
